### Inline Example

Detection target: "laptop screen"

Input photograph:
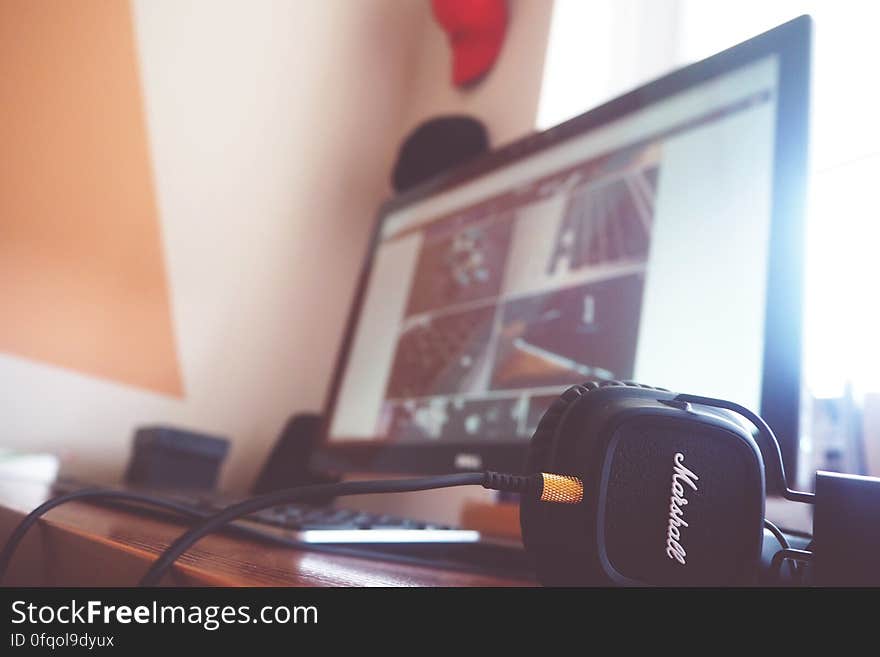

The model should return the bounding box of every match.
[328,54,780,450]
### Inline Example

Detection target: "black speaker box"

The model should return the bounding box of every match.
[125,426,229,491]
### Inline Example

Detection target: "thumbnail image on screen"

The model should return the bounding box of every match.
[377,144,661,443]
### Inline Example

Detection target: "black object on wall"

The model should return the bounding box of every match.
[124,426,229,490]
[252,414,338,495]
[391,115,489,193]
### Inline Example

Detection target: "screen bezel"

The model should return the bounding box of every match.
[312,16,811,483]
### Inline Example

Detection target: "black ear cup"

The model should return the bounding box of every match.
[525,384,588,474]
[525,381,666,474]
[520,382,599,585]
[520,380,671,585]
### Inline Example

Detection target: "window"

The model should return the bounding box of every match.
[538,0,880,476]
[540,0,880,396]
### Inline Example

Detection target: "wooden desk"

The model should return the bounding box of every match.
[0,480,532,587]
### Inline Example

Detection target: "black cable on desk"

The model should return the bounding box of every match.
[0,488,210,584]
[141,470,580,586]
[2,471,575,586]
[139,473,488,586]
[0,486,539,585]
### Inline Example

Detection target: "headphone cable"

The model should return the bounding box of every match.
[140,471,582,586]
[0,488,214,584]
[0,471,583,586]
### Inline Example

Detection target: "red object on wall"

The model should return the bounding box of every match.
[431,0,508,87]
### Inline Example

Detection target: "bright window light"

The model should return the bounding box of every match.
[538,0,880,396]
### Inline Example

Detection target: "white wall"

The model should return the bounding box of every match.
[1,0,554,508]
[538,0,680,129]
[0,0,424,490]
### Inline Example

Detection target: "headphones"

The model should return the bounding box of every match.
[521,380,809,586]
[4,380,861,587]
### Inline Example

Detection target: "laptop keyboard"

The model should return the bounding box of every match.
[245,504,454,532]
[51,480,460,535]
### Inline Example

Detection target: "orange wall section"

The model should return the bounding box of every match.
[0,0,182,396]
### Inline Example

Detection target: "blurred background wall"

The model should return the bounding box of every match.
[0,0,554,494]
[3,0,878,518]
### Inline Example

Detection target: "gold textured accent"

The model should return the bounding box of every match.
[540,473,584,504]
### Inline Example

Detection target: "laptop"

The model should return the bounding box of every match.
[57,16,811,567]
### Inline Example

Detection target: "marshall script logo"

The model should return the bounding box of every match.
[666,452,699,565]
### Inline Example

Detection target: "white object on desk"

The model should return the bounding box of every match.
[0,449,59,483]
